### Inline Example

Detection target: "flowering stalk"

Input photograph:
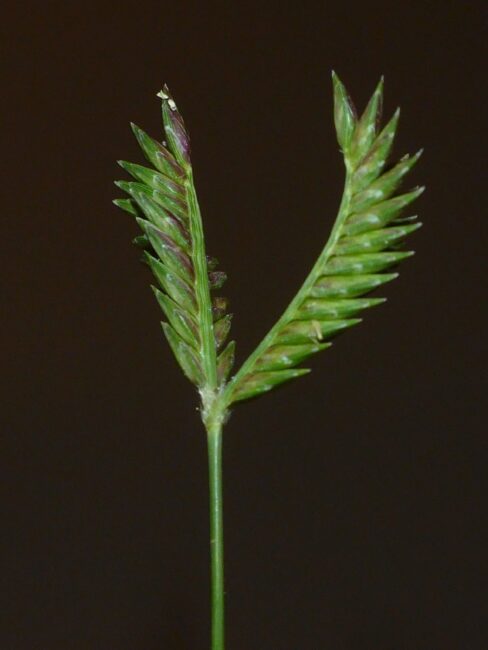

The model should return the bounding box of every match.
[114,73,424,649]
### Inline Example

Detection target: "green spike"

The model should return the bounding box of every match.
[349,77,384,164]
[152,288,199,348]
[114,179,134,194]
[332,71,357,153]
[232,369,311,403]
[158,86,191,168]
[144,253,196,314]
[300,297,386,319]
[118,160,185,198]
[161,322,203,385]
[113,198,138,216]
[344,187,425,236]
[334,223,422,255]
[116,179,189,222]
[137,220,193,284]
[130,123,185,180]
[131,193,190,252]
[277,318,360,344]
[322,251,414,275]
[352,108,400,192]
[311,273,398,299]
[256,343,331,371]
[217,340,236,384]
[351,149,423,212]
[130,123,165,171]
[214,314,232,350]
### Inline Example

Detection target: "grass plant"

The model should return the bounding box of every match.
[114,73,423,649]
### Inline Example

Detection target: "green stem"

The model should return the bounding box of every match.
[186,169,218,390]
[207,421,225,650]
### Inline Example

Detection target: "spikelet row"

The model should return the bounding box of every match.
[114,88,234,388]
[226,74,423,403]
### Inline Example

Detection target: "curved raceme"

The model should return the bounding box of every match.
[223,73,423,404]
[114,87,234,389]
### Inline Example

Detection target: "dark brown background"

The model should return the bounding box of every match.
[2,1,487,648]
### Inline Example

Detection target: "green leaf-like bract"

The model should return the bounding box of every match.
[114,87,234,390]
[221,72,423,405]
